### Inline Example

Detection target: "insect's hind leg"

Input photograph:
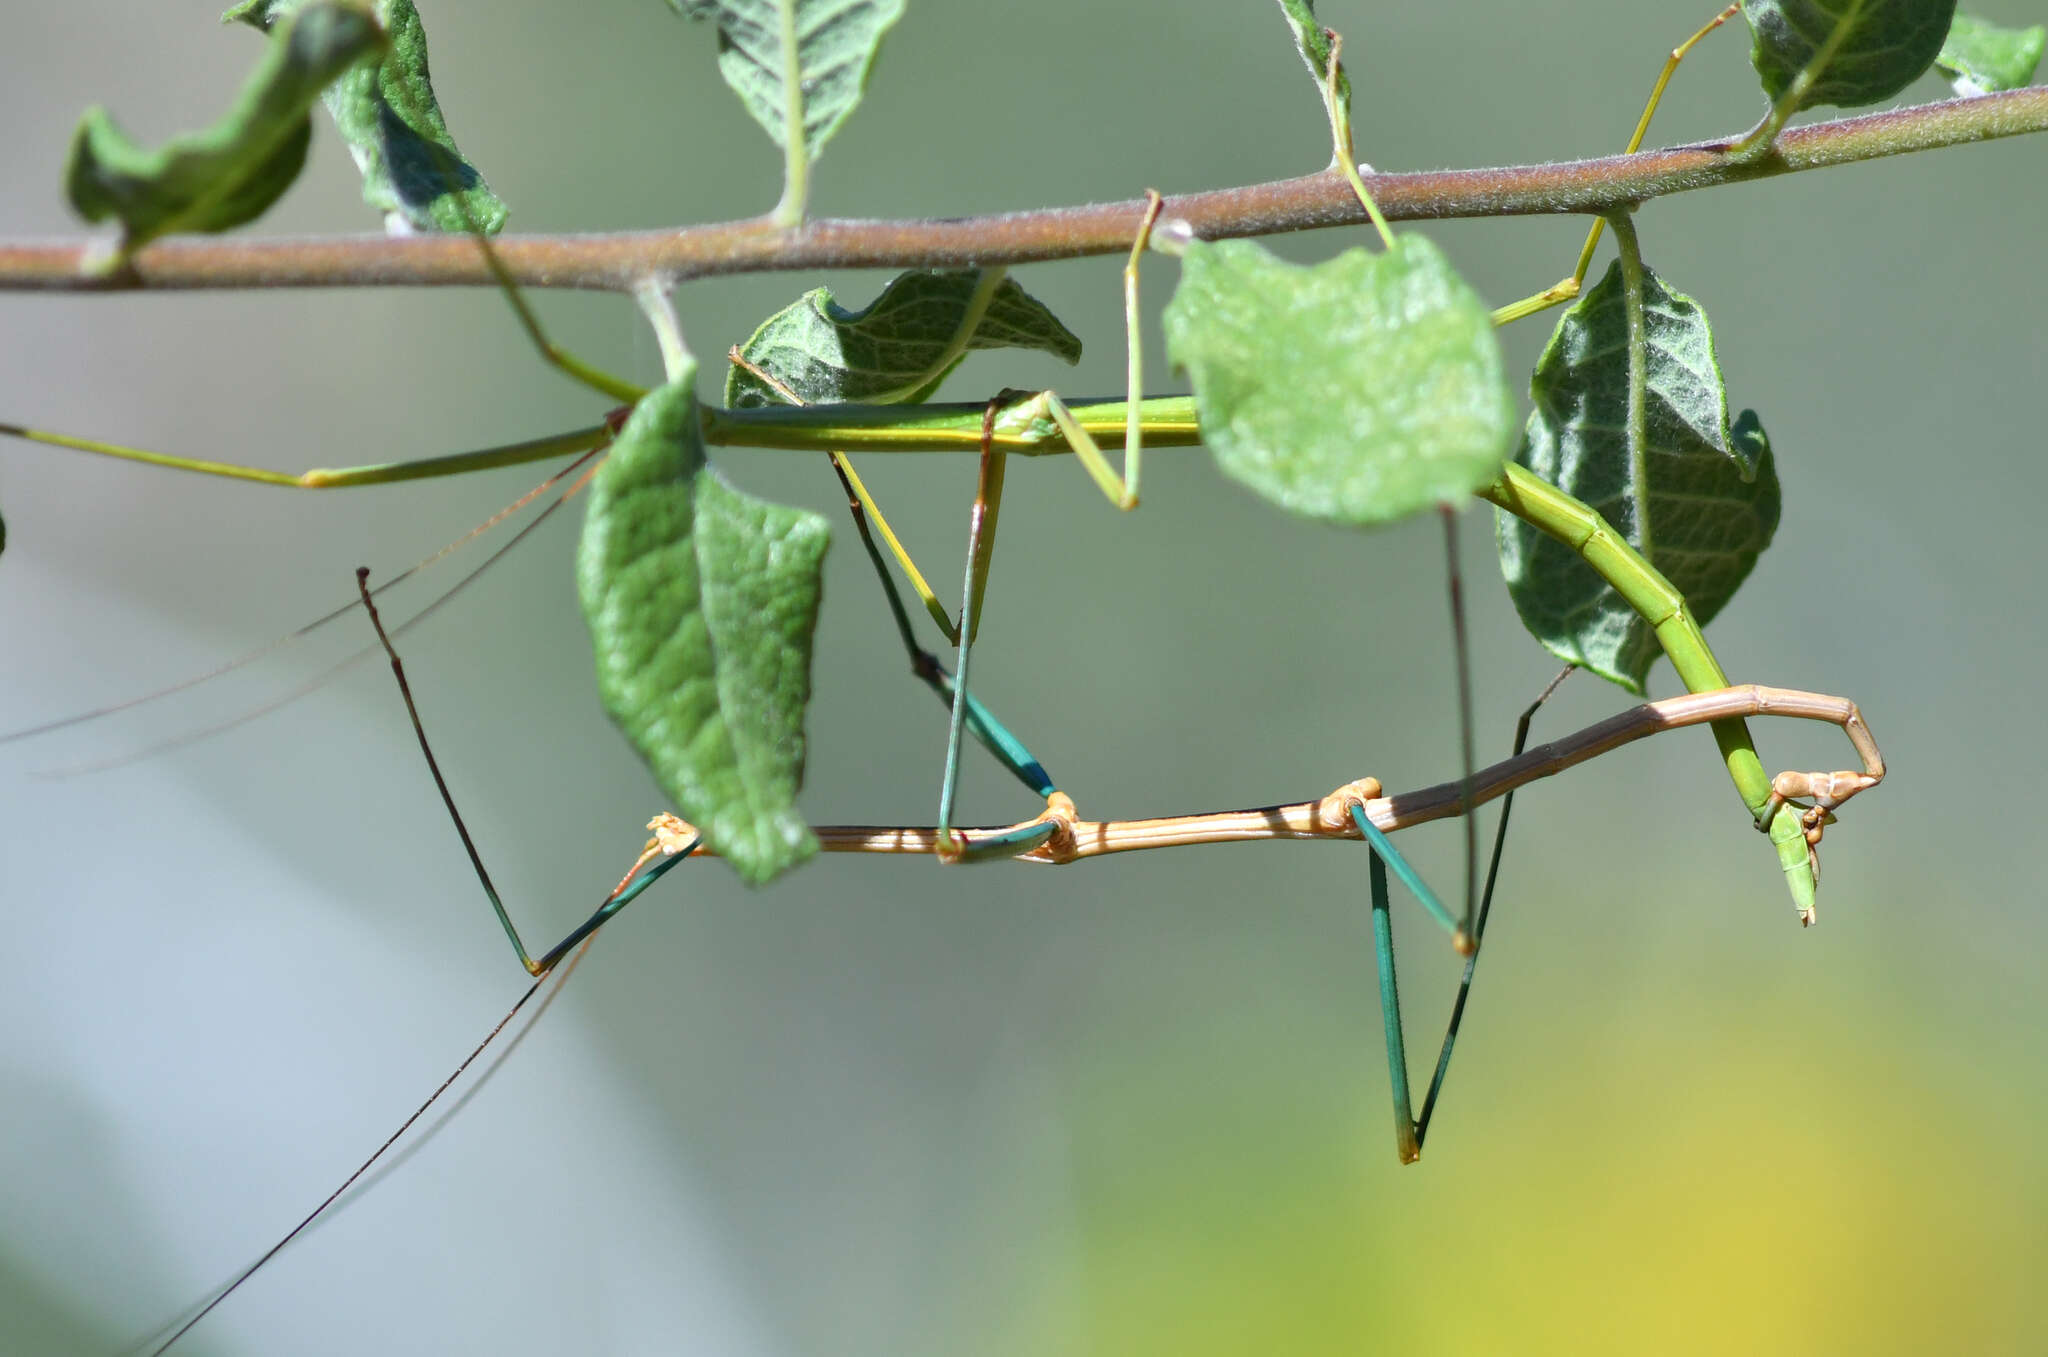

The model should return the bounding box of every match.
[1409,666,1576,1157]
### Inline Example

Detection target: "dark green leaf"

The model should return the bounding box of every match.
[1935,11,2046,93]
[1497,260,1781,692]
[1161,236,1516,527]
[225,0,507,234]
[1272,0,1351,122]
[577,366,831,884]
[725,270,1083,409]
[669,0,906,162]
[64,2,386,258]
[1741,0,1956,111]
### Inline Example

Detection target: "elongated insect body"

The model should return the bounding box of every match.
[23,0,2046,1348]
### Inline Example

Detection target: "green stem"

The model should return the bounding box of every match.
[771,0,809,227]
[1320,32,1396,251]
[1725,0,1868,159]
[634,280,694,383]
[1609,212,1656,567]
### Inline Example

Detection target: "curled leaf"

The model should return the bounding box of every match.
[225,0,507,234]
[1934,11,2046,94]
[65,2,386,259]
[1497,260,1781,692]
[1162,236,1516,527]
[1741,0,1957,112]
[726,269,1082,409]
[577,365,830,884]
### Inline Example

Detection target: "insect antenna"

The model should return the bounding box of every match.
[26,451,601,778]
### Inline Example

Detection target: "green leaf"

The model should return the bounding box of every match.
[1272,0,1351,121]
[64,2,387,258]
[1934,11,2046,93]
[1741,0,1957,111]
[1496,260,1782,693]
[669,0,906,163]
[225,0,507,235]
[725,269,1083,409]
[1161,236,1516,527]
[577,365,831,885]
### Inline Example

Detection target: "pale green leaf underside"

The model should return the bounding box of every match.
[65,2,386,255]
[672,0,906,161]
[1497,260,1781,692]
[1272,0,1351,121]
[725,269,1083,409]
[577,367,831,885]
[1742,0,1957,110]
[1161,235,1516,527]
[1934,11,2046,94]
[225,0,507,234]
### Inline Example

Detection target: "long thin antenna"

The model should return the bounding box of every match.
[35,454,599,778]
[141,975,552,1356]
[2,448,600,747]
[123,937,602,1357]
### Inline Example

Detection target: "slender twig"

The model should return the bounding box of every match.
[653,685,1884,865]
[2,90,2042,293]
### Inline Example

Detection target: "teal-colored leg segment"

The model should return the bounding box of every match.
[532,837,698,976]
[914,653,1057,799]
[1441,506,1480,948]
[1348,803,1460,939]
[935,543,981,848]
[1367,845,1423,1165]
[941,815,1061,864]
[823,451,1056,801]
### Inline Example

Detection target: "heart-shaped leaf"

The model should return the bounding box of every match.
[726,269,1082,409]
[1497,260,1781,692]
[1741,0,1957,111]
[225,0,507,234]
[1162,235,1516,527]
[578,365,831,884]
[65,2,387,259]
[669,0,905,164]
[1934,10,2046,94]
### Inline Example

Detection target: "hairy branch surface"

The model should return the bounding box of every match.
[0,89,2041,294]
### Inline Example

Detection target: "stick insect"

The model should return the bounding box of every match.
[0,7,1907,1351]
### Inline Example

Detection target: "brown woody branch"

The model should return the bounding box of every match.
[0,88,2042,294]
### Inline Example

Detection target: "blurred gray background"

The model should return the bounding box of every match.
[2,2,2043,1353]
